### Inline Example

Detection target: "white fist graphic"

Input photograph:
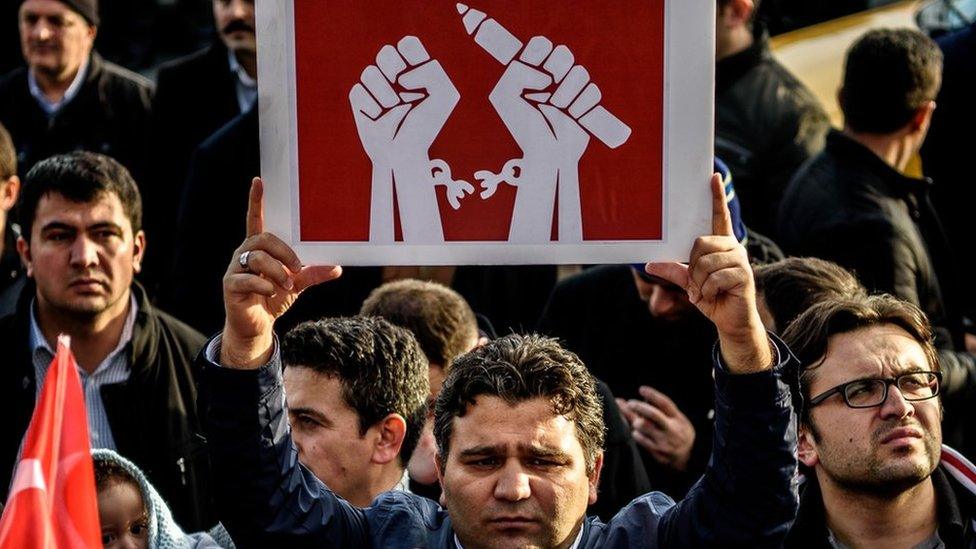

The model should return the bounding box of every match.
[488,37,592,164]
[350,36,460,163]
[350,37,463,243]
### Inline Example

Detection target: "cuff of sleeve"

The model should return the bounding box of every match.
[203,333,282,399]
[712,332,796,413]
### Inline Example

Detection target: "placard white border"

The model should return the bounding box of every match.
[257,0,714,266]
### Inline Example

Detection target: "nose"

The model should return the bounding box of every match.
[119,536,142,549]
[31,20,53,41]
[878,383,915,420]
[493,462,531,502]
[230,0,248,18]
[648,285,677,318]
[69,235,99,268]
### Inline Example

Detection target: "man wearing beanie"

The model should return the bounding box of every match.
[0,0,153,183]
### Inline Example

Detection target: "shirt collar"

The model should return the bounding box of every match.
[454,522,585,549]
[28,57,90,116]
[228,49,257,90]
[29,293,139,374]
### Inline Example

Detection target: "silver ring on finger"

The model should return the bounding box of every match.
[239,250,253,273]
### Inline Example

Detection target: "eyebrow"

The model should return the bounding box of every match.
[458,444,571,459]
[287,407,333,428]
[40,221,124,233]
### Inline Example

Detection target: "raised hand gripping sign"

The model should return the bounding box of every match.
[258,1,713,265]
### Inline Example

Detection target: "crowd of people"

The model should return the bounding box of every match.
[1,0,975,547]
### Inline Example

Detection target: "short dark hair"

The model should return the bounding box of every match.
[433,334,605,474]
[755,257,867,332]
[782,295,939,423]
[17,152,142,242]
[360,279,478,369]
[841,28,942,133]
[94,457,139,493]
[0,122,15,180]
[282,316,430,466]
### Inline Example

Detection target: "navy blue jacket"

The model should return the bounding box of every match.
[198,337,798,548]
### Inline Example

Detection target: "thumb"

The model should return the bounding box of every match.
[294,265,343,292]
[644,262,689,290]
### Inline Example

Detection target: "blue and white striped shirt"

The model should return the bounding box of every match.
[29,295,138,450]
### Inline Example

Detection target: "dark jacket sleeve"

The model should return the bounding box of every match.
[589,380,652,521]
[651,336,798,547]
[197,338,371,548]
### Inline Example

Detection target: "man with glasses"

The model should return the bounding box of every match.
[780,295,976,548]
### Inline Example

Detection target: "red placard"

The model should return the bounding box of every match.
[293,1,665,242]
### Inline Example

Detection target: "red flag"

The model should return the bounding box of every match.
[0,336,101,548]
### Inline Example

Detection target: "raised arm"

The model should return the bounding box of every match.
[640,174,798,546]
[197,178,370,545]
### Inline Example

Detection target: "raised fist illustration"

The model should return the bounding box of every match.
[489,37,596,163]
[350,36,461,164]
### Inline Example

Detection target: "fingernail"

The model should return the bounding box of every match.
[284,278,294,290]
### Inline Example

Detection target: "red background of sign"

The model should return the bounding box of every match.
[293,1,665,242]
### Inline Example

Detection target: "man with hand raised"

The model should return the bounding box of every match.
[197,174,799,547]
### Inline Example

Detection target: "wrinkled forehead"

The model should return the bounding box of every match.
[450,395,582,455]
[810,324,932,390]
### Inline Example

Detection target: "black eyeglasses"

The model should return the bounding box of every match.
[808,371,942,409]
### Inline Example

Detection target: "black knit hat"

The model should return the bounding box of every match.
[21,0,99,26]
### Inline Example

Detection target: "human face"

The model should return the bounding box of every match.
[213,0,256,55]
[18,192,144,322]
[284,366,377,506]
[438,396,602,549]
[799,325,942,495]
[97,480,149,549]
[631,268,697,321]
[19,0,96,81]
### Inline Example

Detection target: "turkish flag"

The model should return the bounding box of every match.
[0,336,100,548]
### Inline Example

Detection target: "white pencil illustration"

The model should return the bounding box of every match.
[457,3,632,149]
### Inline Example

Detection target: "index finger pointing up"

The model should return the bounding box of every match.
[710,172,735,237]
[246,177,264,237]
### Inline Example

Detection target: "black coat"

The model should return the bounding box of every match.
[538,265,718,499]
[0,282,212,531]
[921,22,976,319]
[778,130,959,328]
[144,43,242,281]
[716,29,830,236]
[0,52,153,181]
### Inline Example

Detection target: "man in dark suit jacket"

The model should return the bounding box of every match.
[144,0,256,288]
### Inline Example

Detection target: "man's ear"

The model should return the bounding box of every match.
[0,176,19,211]
[910,100,937,134]
[588,453,605,506]
[16,236,32,278]
[370,413,407,465]
[132,229,146,274]
[798,424,819,468]
[435,453,449,508]
[719,0,755,28]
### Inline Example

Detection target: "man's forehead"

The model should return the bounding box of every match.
[21,0,77,18]
[35,191,126,222]
[451,396,580,450]
[814,324,930,385]
[283,366,356,411]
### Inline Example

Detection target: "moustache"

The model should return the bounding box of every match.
[223,20,255,35]
[873,419,926,443]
